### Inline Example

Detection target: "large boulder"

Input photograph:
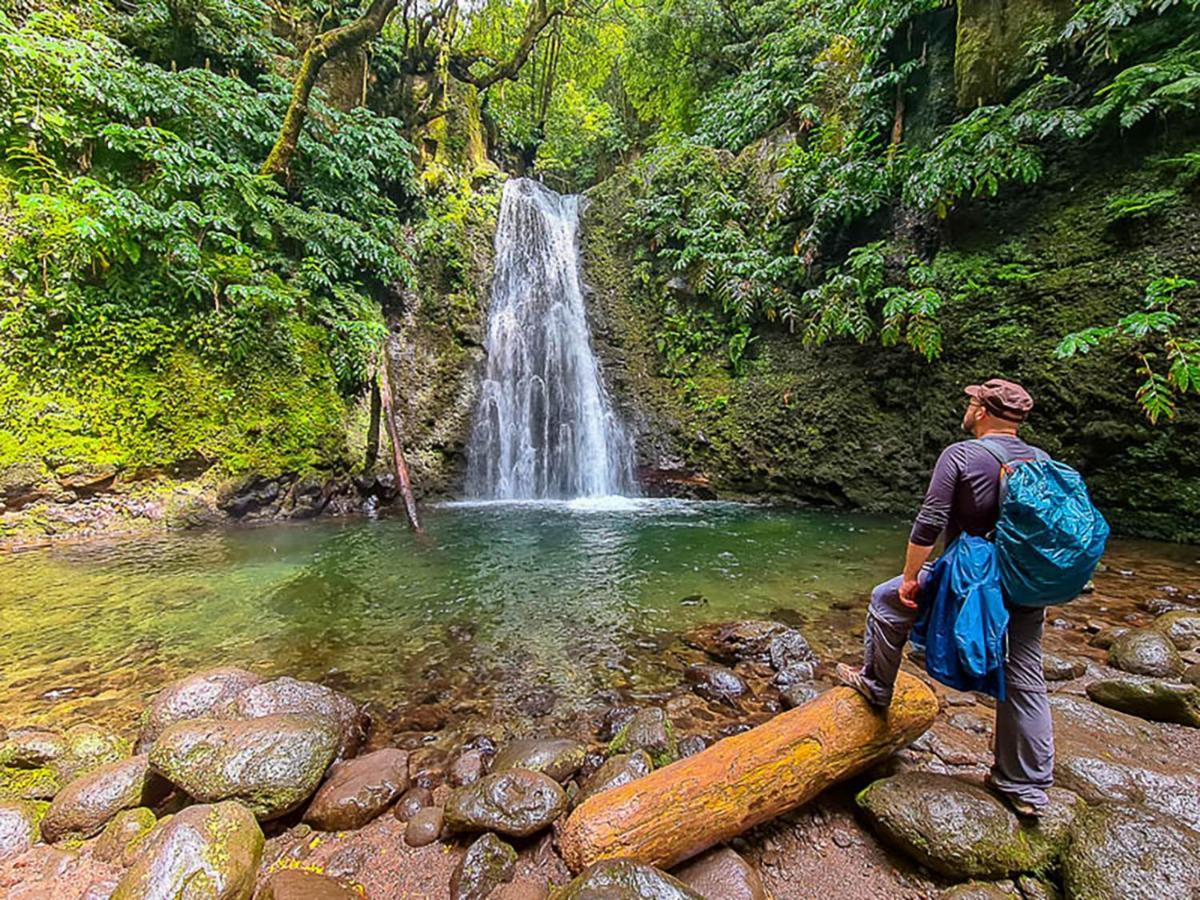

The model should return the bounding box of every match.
[856,773,1081,879]
[256,869,358,900]
[1154,611,1200,650]
[683,620,795,664]
[41,754,171,842]
[1086,678,1200,727]
[1062,804,1200,899]
[1,725,131,801]
[1055,753,1200,832]
[444,769,567,838]
[1108,628,1184,678]
[672,846,768,900]
[149,714,339,819]
[573,751,652,809]
[93,807,157,864]
[609,708,678,768]
[450,832,517,900]
[136,667,263,752]
[217,677,367,763]
[685,665,748,704]
[303,748,408,831]
[110,801,263,900]
[0,800,47,861]
[490,738,587,783]
[553,859,704,899]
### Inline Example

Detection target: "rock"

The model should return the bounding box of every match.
[683,620,793,664]
[0,800,47,861]
[93,807,157,863]
[217,676,367,763]
[149,714,340,819]
[491,738,587,782]
[450,750,485,787]
[573,751,652,809]
[779,684,821,709]
[0,730,67,768]
[57,725,130,784]
[769,629,816,672]
[41,754,171,842]
[684,665,748,704]
[1062,804,1200,899]
[940,883,1019,899]
[1056,753,1200,831]
[1086,678,1200,727]
[2,724,133,799]
[1015,875,1060,900]
[553,859,703,899]
[597,706,638,742]
[1108,628,1184,678]
[394,785,432,822]
[672,846,767,900]
[0,763,59,801]
[451,832,517,900]
[1154,611,1200,650]
[111,801,263,900]
[1042,654,1086,681]
[1088,626,1128,649]
[303,747,408,831]
[772,662,817,687]
[678,736,707,758]
[444,769,567,838]
[608,708,678,767]
[1184,663,1200,686]
[408,747,450,788]
[856,773,1081,879]
[404,806,443,847]
[136,667,263,751]
[256,869,358,900]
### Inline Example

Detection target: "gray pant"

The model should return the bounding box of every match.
[860,573,1054,808]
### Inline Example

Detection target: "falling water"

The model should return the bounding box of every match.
[466,178,636,500]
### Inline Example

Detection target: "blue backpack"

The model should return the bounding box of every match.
[973,439,1110,607]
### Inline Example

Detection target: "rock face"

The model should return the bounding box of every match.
[685,665,748,704]
[1086,679,1200,727]
[1062,804,1200,899]
[1154,610,1200,650]
[111,801,264,900]
[41,754,170,842]
[554,859,704,899]
[450,832,517,900]
[217,676,367,762]
[573,751,652,809]
[303,748,408,832]
[149,714,340,819]
[0,800,47,861]
[672,846,767,900]
[1108,628,1184,677]
[444,769,567,837]
[609,708,678,767]
[93,807,157,864]
[856,773,1080,879]
[256,869,358,900]
[136,667,263,751]
[490,738,587,783]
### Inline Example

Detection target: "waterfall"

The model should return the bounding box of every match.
[466,178,636,500]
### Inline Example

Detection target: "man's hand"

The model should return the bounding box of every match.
[899,576,921,609]
[899,541,936,610]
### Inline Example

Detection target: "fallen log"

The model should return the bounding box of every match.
[558,671,938,872]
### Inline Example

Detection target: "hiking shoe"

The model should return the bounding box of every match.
[984,774,1044,819]
[835,663,889,710]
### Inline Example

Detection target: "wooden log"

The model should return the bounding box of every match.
[558,671,938,872]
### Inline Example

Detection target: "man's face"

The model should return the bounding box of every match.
[962,397,983,435]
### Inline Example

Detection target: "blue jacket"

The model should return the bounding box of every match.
[911,536,1009,700]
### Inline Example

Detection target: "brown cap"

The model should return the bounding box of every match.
[965,379,1033,422]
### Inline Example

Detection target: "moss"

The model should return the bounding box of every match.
[954,0,1075,107]
[0,765,60,801]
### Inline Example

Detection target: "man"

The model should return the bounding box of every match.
[837,378,1053,817]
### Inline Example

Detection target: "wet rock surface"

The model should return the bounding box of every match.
[149,714,339,819]
[0,801,46,861]
[1062,804,1200,899]
[216,676,367,763]
[1107,628,1183,677]
[256,868,358,900]
[608,707,678,767]
[41,754,170,842]
[555,858,704,899]
[1154,610,1200,650]
[303,747,408,831]
[445,769,567,837]
[404,806,444,847]
[685,664,748,704]
[491,738,587,783]
[1085,678,1200,726]
[451,832,517,900]
[572,750,652,809]
[135,667,262,752]
[92,807,156,864]
[672,846,767,900]
[1041,654,1086,681]
[394,785,432,822]
[683,620,794,664]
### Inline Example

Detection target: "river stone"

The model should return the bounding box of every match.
[1085,678,1200,727]
[0,762,59,801]
[257,869,358,900]
[554,859,704,899]
[217,676,367,763]
[678,735,708,757]
[58,724,131,784]
[1089,626,1128,649]
[609,707,678,767]
[450,749,485,787]
[451,832,517,900]
[685,665,748,704]
[1042,654,1086,681]
[491,738,587,782]
[939,883,1019,899]
[0,730,67,768]
[856,773,1081,879]
[93,807,157,863]
[405,806,443,846]
[136,667,263,752]
[769,629,816,671]
[1062,804,1200,899]
[1154,610,1200,650]
[1108,628,1183,677]
[110,801,263,900]
[672,846,767,900]
[41,754,171,842]
[780,683,822,709]
[303,747,408,831]
[0,800,47,861]
[772,661,818,687]
[445,768,567,837]
[394,785,432,822]
[683,620,792,664]
[573,750,652,809]
[149,714,340,819]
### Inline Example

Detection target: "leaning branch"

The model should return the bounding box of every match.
[446,0,565,90]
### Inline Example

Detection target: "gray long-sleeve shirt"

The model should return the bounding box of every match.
[910,435,1039,547]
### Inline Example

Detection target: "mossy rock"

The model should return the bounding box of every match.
[0,799,49,861]
[552,859,703,899]
[450,832,517,900]
[954,0,1075,107]
[1108,628,1184,678]
[1153,611,1200,651]
[1085,678,1200,727]
[0,765,61,802]
[608,708,678,768]
[856,773,1082,879]
[1062,804,1200,899]
[93,807,157,864]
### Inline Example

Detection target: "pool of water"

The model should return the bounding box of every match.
[1,501,1195,742]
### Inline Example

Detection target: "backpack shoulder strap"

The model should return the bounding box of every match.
[971,438,1011,466]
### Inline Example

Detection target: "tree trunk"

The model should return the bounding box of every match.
[558,671,938,872]
[376,351,422,531]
